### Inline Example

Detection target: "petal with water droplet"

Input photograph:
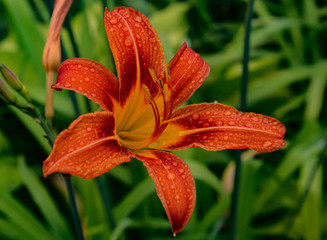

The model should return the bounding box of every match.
[104,7,165,104]
[43,112,131,179]
[135,150,196,235]
[150,102,286,152]
[53,58,119,111]
[168,43,210,109]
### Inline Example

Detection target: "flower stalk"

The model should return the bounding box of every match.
[230,0,256,239]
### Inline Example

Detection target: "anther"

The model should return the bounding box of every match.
[142,84,152,103]
[148,67,158,84]
[163,84,169,102]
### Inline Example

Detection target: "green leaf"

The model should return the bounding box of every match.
[17,157,72,239]
[0,195,55,240]
[113,178,155,222]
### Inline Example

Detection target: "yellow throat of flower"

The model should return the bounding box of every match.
[116,64,173,150]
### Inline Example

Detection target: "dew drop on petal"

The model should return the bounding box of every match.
[87,127,92,131]
[208,117,213,122]
[224,136,229,140]
[263,141,272,147]
[124,36,133,46]
[71,77,76,81]
[192,114,199,120]
[224,110,231,116]
[246,123,253,128]
[179,169,185,174]
[110,18,118,24]
[65,83,71,87]
[78,87,82,90]
[85,77,90,82]
[167,173,176,181]
[175,195,180,200]
[202,135,208,140]
[90,68,95,73]
[134,15,142,22]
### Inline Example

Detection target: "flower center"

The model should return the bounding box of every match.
[117,64,173,150]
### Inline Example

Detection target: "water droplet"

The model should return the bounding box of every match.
[118,23,122,28]
[110,18,118,24]
[263,141,272,147]
[136,34,140,39]
[216,121,223,126]
[87,127,92,131]
[192,114,199,120]
[175,195,180,200]
[179,169,185,174]
[90,68,95,73]
[188,60,192,64]
[172,161,178,167]
[71,77,76,81]
[251,116,258,121]
[91,93,96,97]
[224,136,229,140]
[229,121,235,126]
[134,15,142,22]
[203,123,210,128]
[78,87,82,90]
[224,110,231,116]
[208,117,213,122]
[77,64,82,68]
[65,83,71,87]
[85,77,90,82]
[188,204,193,209]
[246,123,253,128]
[109,28,114,32]
[153,46,157,51]
[167,173,175,180]
[202,135,208,140]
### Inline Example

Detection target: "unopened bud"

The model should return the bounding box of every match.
[0,77,17,104]
[0,77,34,111]
[0,64,31,102]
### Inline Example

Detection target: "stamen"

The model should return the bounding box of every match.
[163,83,169,102]
[148,67,158,84]
[142,84,152,104]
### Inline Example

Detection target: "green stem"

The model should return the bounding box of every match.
[64,174,85,240]
[95,176,116,229]
[230,0,255,239]
[29,106,85,240]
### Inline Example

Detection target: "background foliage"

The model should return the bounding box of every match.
[0,0,326,239]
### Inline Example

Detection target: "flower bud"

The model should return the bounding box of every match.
[0,77,34,111]
[0,64,31,102]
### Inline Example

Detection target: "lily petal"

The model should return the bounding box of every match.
[43,112,131,179]
[104,7,165,104]
[135,150,196,235]
[150,103,286,152]
[53,58,119,111]
[169,43,210,108]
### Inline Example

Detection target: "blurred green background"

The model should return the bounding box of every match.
[0,0,326,239]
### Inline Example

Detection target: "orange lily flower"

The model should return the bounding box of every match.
[43,7,285,235]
